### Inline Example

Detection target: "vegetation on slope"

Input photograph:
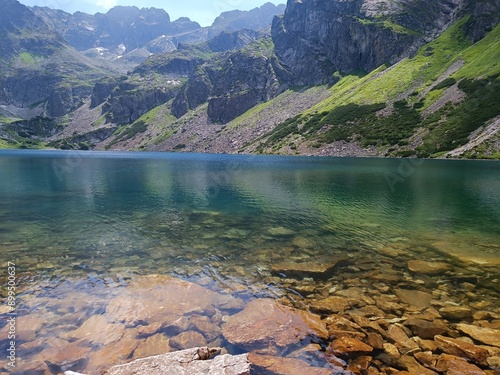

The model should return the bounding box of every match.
[254,18,500,158]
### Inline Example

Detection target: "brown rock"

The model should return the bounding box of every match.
[65,314,125,345]
[398,355,439,375]
[404,317,447,339]
[37,339,91,373]
[248,353,336,375]
[414,351,437,369]
[435,353,487,375]
[311,296,358,314]
[133,334,171,359]
[383,343,401,359]
[434,335,488,365]
[271,258,345,279]
[169,331,207,350]
[456,324,500,347]
[414,336,438,352]
[329,337,373,356]
[222,299,328,352]
[395,289,433,310]
[408,260,450,275]
[106,347,250,375]
[439,306,472,320]
[366,333,385,350]
[387,325,420,355]
[106,275,222,326]
[189,315,221,342]
[347,356,372,374]
[16,314,48,341]
[325,316,366,339]
[87,331,141,373]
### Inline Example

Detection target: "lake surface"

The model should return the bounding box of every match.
[0,150,499,373]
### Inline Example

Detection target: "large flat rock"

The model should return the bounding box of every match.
[222,298,328,351]
[104,347,250,375]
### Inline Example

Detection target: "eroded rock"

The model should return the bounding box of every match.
[407,260,450,275]
[456,324,500,347]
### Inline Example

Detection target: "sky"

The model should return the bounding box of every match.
[18,0,285,27]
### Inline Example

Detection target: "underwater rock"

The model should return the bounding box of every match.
[456,324,500,347]
[222,298,328,352]
[169,331,207,350]
[329,337,373,356]
[311,295,359,314]
[434,335,488,365]
[404,317,448,339]
[133,333,172,359]
[439,306,472,320]
[64,314,125,345]
[86,331,141,372]
[394,289,433,310]
[435,353,487,374]
[272,258,345,279]
[248,353,337,375]
[407,260,450,275]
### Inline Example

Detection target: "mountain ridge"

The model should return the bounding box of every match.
[1,0,499,159]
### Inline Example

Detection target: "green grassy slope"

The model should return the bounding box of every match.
[255,18,500,158]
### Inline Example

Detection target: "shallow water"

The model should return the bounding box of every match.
[0,150,499,373]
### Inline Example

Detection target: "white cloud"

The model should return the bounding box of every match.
[96,0,118,10]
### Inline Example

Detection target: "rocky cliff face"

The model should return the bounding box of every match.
[207,39,291,123]
[271,0,468,84]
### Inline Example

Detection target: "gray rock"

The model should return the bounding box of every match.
[105,347,250,375]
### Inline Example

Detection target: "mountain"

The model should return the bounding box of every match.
[1,0,499,159]
[0,0,114,125]
[29,3,286,69]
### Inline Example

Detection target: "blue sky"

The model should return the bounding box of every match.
[19,0,285,26]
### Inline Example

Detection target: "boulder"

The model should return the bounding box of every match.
[222,299,328,352]
[106,347,250,375]
[64,314,125,345]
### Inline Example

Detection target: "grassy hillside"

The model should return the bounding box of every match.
[253,18,500,158]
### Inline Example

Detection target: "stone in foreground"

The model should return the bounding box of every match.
[105,347,250,375]
[222,298,328,351]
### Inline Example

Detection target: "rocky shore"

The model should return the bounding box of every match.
[3,253,499,375]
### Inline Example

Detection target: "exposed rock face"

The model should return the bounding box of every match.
[207,38,291,123]
[271,0,467,84]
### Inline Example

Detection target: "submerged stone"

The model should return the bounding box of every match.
[407,260,450,275]
[272,258,346,279]
[222,298,328,352]
[434,335,488,365]
[329,337,373,356]
[64,314,125,345]
[394,289,433,310]
[456,324,500,347]
[248,353,336,375]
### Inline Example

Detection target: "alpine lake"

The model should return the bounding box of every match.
[0,150,499,374]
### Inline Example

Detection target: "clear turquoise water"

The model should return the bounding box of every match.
[0,150,499,372]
